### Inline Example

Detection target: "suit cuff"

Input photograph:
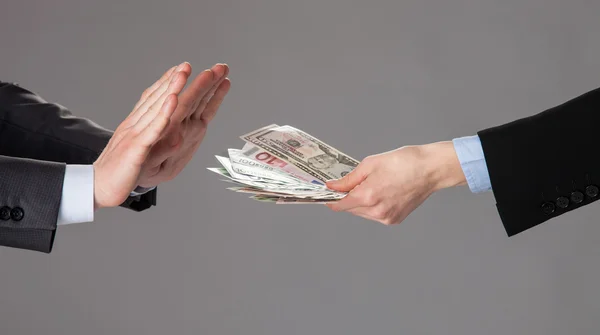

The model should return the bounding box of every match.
[452,135,492,193]
[57,165,94,225]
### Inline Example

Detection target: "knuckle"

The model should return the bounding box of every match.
[117,138,134,154]
[362,155,375,165]
[362,189,377,206]
[131,123,145,136]
[149,122,164,137]
[113,131,128,144]
[371,206,389,221]
[200,95,210,106]
[149,126,161,137]
[167,165,181,181]
[381,218,394,225]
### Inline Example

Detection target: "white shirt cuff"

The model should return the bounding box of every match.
[57,164,94,225]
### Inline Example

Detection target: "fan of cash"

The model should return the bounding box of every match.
[207,124,360,204]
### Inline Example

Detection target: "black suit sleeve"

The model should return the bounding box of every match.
[0,155,65,253]
[478,87,600,236]
[0,81,156,252]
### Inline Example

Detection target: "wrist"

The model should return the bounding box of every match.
[92,162,114,211]
[93,162,101,211]
[421,141,467,192]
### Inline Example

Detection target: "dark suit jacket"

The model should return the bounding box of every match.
[0,81,156,253]
[478,87,600,236]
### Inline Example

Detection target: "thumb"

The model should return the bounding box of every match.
[326,163,369,192]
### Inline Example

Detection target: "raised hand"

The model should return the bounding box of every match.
[137,62,231,188]
[93,62,191,209]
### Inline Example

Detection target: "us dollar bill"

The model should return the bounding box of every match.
[241,125,359,182]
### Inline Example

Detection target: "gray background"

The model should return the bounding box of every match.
[1,0,600,334]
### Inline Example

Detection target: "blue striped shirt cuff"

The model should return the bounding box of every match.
[452,135,492,193]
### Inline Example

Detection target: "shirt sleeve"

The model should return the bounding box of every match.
[56,165,157,225]
[57,165,94,225]
[452,135,492,193]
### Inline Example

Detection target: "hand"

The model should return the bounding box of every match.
[136,62,231,187]
[93,62,191,209]
[325,142,467,225]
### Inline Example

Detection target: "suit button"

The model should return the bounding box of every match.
[586,185,599,198]
[570,191,584,204]
[556,196,569,209]
[10,207,24,221]
[541,202,556,215]
[0,207,10,221]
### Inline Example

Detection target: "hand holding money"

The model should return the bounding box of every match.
[208,124,360,204]
[326,142,467,224]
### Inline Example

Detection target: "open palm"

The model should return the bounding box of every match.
[136,62,231,188]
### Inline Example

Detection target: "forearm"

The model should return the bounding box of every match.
[0,155,65,253]
[0,81,112,164]
[417,141,468,193]
[0,81,157,214]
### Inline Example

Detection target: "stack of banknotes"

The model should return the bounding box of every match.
[207,124,360,204]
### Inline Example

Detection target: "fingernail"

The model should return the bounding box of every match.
[176,62,187,71]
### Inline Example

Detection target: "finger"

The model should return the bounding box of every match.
[131,62,191,122]
[196,78,231,123]
[191,64,229,120]
[129,70,178,124]
[326,191,365,212]
[326,163,369,192]
[132,65,177,112]
[347,207,379,222]
[142,62,190,109]
[133,71,188,132]
[172,69,213,121]
[174,63,227,121]
[132,94,178,160]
